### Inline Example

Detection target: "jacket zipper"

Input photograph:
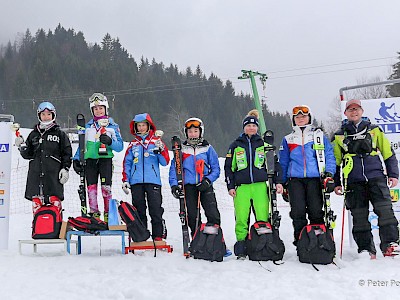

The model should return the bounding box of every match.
[302,131,306,177]
[361,157,368,181]
[247,137,254,183]
[152,164,158,178]
[50,155,61,163]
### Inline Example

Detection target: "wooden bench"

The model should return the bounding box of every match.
[66,230,126,254]
[19,239,79,255]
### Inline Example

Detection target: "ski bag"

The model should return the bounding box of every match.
[118,201,150,242]
[68,216,108,234]
[32,204,62,239]
[297,224,335,265]
[246,221,285,261]
[189,223,226,262]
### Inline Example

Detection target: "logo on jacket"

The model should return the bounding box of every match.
[47,135,60,143]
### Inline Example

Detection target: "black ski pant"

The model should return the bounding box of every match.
[288,177,324,242]
[184,184,221,237]
[130,183,165,239]
[346,177,399,254]
[86,158,112,186]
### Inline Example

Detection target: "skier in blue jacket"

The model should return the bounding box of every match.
[169,118,221,236]
[122,113,169,240]
[279,105,336,246]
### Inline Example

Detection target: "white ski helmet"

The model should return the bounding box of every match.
[291,104,313,126]
[37,101,56,125]
[89,93,109,116]
[184,117,204,139]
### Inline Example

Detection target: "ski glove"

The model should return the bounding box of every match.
[171,185,182,199]
[59,168,69,184]
[73,160,83,174]
[100,134,112,145]
[196,178,212,192]
[322,172,335,193]
[122,182,131,195]
[14,136,24,147]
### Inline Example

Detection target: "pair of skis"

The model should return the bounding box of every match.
[76,114,88,217]
[171,136,191,257]
[263,130,281,230]
[313,128,336,230]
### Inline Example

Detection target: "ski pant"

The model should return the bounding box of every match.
[346,177,399,253]
[184,184,221,237]
[85,158,112,213]
[287,177,324,242]
[234,182,269,241]
[130,183,165,239]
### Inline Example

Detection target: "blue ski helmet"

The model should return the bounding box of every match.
[37,101,56,125]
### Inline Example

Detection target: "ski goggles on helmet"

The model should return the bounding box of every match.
[185,119,202,129]
[37,102,56,114]
[292,105,310,116]
[89,93,107,103]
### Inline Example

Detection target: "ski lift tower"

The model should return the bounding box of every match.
[238,70,268,135]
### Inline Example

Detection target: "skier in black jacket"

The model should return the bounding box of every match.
[15,102,72,214]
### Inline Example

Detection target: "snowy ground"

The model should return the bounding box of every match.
[2,132,399,299]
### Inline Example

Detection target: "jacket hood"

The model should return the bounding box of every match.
[130,113,156,135]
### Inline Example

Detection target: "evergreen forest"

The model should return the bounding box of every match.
[1,24,342,155]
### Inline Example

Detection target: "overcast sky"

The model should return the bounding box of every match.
[1,0,399,121]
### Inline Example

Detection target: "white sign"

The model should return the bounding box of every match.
[0,119,13,250]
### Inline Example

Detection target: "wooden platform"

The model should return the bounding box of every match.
[125,240,173,254]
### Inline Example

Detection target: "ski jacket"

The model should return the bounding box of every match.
[122,113,169,186]
[73,117,123,161]
[332,119,398,185]
[279,125,336,183]
[169,140,220,187]
[19,123,72,200]
[224,133,283,191]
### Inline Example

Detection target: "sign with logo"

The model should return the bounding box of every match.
[341,98,400,236]
[0,119,13,250]
[0,144,9,152]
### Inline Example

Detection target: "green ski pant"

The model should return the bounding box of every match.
[234,181,269,241]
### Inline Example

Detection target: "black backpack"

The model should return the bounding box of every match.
[189,223,226,262]
[32,204,62,239]
[246,222,285,262]
[118,201,150,242]
[68,216,108,234]
[297,224,335,265]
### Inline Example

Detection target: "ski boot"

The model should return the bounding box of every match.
[383,242,400,257]
[90,212,101,219]
[103,212,108,223]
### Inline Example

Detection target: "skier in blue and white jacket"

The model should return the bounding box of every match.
[169,117,221,236]
[279,105,336,246]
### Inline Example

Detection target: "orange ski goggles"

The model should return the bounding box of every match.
[292,105,310,116]
[185,120,202,129]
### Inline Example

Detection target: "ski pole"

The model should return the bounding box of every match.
[340,154,353,259]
